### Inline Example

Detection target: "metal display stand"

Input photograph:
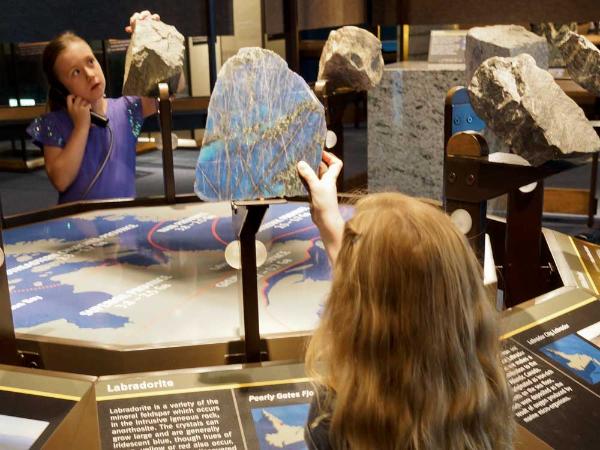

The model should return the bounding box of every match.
[226,199,286,363]
[443,131,565,307]
[443,87,598,307]
[0,201,19,365]
[157,83,176,203]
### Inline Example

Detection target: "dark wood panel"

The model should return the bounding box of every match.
[0,0,233,42]
[265,0,366,35]
[371,0,600,25]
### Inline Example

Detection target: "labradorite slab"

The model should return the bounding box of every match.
[194,48,326,201]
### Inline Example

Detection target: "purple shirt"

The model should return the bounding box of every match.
[27,96,144,204]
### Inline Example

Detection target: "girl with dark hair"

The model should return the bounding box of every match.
[27,11,159,203]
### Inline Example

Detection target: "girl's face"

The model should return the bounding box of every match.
[54,40,105,103]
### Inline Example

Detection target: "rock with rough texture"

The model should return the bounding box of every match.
[195,48,326,201]
[556,31,600,96]
[533,22,577,67]
[318,26,383,91]
[465,25,548,84]
[468,54,600,166]
[123,20,185,97]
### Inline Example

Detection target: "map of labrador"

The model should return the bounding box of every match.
[5,202,345,346]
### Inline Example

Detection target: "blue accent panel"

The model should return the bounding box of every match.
[451,87,486,135]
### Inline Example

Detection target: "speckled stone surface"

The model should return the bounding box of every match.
[465,25,548,85]
[195,48,326,201]
[368,61,464,200]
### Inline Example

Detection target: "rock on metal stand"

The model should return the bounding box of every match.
[444,88,585,307]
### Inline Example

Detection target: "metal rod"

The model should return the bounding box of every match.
[158,83,176,203]
[206,0,218,92]
[283,0,299,72]
[237,203,269,363]
[0,198,20,365]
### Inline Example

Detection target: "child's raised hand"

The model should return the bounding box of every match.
[125,10,161,33]
[66,95,91,129]
[297,151,345,263]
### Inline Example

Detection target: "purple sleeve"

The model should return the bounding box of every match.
[26,114,67,148]
[124,96,144,138]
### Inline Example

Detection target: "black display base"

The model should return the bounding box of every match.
[224,339,270,364]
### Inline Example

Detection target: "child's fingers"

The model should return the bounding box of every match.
[317,161,327,178]
[297,161,319,189]
[322,154,343,182]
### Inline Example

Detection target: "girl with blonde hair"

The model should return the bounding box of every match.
[297,152,513,450]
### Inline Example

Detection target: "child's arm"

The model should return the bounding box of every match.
[44,96,91,192]
[297,151,345,265]
[140,97,158,118]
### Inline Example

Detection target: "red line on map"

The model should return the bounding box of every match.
[211,218,228,246]
[271,224,316,243]
[147,221,171,252]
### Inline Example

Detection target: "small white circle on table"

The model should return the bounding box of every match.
[450,209,473,235]
[325,130,337,149]
[224,240,268,269]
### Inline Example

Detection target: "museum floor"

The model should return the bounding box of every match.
[0,123,596,238]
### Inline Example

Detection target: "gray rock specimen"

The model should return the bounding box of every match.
[465,25,548,84]
[123,20,185,97]
[318,26,383,91]
[469,54,600,166]
[556,31,600,96]
[532,22,577,67]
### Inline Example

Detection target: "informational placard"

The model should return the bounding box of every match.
[96,374,314,450]
[502,297,600,449]
[428,30,467,64]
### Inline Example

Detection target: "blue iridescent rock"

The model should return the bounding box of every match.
[194,48,326,201]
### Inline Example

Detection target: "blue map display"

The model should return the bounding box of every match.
[4,202,350,342]
[194,47,326,201]
[541,334,600,384]
[251,404,310,450]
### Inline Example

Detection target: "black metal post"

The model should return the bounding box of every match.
[283,0,299,72]
[235,202,270,363]
[0,199,19,365]
[206,0,218,91]
[158,83,176,203]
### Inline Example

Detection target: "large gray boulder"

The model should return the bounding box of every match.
[468,54,600,166]
[556,31,600,96]
[465,25,548,84]
[317,26,383,91]
[123,20,185,97]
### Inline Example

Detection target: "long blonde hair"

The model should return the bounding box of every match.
[305,192,513,450]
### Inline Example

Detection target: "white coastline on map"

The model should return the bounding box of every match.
[546,348,600,371]
[264,274,327,333]
[5,238,68,256]
[262,410,304,448]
